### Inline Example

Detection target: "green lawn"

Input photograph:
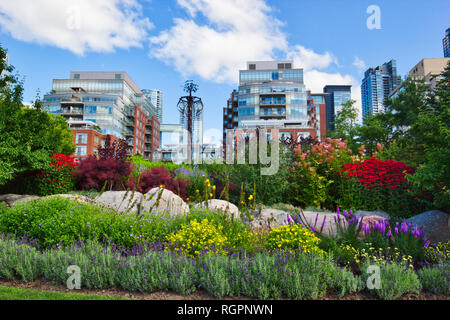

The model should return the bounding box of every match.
[0,285,134,300]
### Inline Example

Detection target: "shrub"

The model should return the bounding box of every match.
[74,136,131,191]
[265,224,325,255]
[418,261,450,295]
[424,241,450,264]
[136,166,189,200]
[167,219,227,257]
[340,158,427,218]
[290,138,355,209]
[360,262,421,300]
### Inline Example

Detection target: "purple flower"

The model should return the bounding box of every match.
[394,227,399,234]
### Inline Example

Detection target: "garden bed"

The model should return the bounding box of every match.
[0,279,447,301]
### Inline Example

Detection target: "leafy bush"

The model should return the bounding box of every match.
[424,241,450,264]
[0,197,255,251]
[418,261,450,295]
[289,138,354,209]
[0,236,362,299]
[360,262,421,300]
[136,166,189,200]
[265,224,325,254]
[340,158,425,218]
[167,219,227,257]
[74,136,131,191]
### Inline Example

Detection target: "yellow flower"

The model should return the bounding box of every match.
[248,195,253,201]
[159,185,164,188]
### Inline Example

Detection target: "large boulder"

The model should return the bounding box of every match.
[95,191,144,214]
[0,194,41,207]
[194,200,240,219]
[251,208,290,228]
[406,210,450,243]
[355,210,390,220]
[142,188,189,216]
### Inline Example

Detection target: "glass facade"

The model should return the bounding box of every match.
[43,73,158,144]
[238,63,306,123]
[323,85,352,132]
[361,59,402,121]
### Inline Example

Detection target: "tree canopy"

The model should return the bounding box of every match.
[0,44,75,186]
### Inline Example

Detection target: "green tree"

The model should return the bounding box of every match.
[0,44,75,186]
[328,99,360,153]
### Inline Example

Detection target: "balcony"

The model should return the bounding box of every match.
[60,107,83,115]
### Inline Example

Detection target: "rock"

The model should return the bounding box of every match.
[406,210,450,243]
[194,199,240,219]
[44,194,91,203]
[95,191,144,214]
[142,188,189,216]
[0,194,41,207]
[251,208,290,228]
[355,210,390,220]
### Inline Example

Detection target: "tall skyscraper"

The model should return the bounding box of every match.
[322,85,351,132]
[223,90,239,156]
[443,28,450,58]
[236,60,325,141]
[142,89,163,123]
[180,107,203,161]
[43,72,160,161]
[361,59,402,120]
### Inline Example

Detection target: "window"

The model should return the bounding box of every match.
[73,74,80,79]
[76,146,87,156]
[76,133,88,144]
[115,74,122,79]
[249,64,256,70]
[94,135,99,145]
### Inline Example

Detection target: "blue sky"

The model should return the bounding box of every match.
[0,0,448,140]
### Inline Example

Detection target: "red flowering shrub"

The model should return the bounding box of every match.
[136,166,189,200]
[74,136,132,191]
[1,153,78,196]
[342,158,414,191]
[339,158,426,218]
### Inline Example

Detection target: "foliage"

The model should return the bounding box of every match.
[136,166,189,200]
[265,224,325,255]
[167,219,228,257]
[74,136,131,191]
[339,158,425,217]
[360,261,422,300]
[0,153,77,196]
[424,241,450,264]
[328,100,360,153]
[418,261,450,295]
[0,235,360,299]
[0,45,75,187]
[289,138,355,209]
[173,167,208,200]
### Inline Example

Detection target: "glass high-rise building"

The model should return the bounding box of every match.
[142,89,163,123]
[323,85,352,132]
[444,28,450,58]
[180,108,203,161]
[234,60,326,142]
[361,59,402,121]
[43,72,160,160]
[238,61,307,125]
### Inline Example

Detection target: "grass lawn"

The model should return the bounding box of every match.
[0,285,133,300]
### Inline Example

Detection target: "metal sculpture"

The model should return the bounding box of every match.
[177,80,204,163]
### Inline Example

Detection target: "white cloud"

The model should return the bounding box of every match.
[150,0,287,83]
[287,45,338,71]
[352,56,367,74]
[0,0,152,55]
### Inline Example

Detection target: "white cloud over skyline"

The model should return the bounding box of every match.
[0,0,152,55]
[150,0,362,113]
